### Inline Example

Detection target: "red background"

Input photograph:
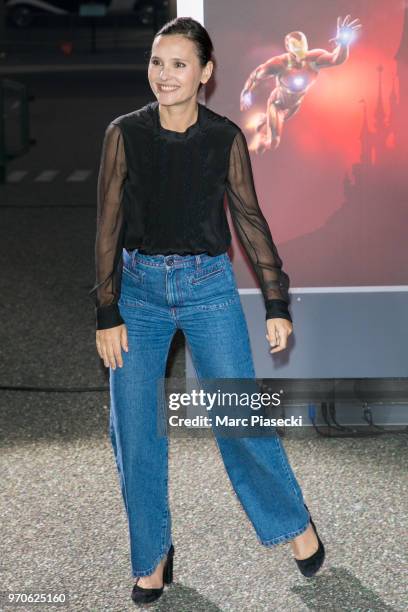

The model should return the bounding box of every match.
[205,0,408,288]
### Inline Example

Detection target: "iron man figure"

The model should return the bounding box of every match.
[240,15,362,153]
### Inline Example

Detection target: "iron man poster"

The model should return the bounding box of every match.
[203,0,408,290]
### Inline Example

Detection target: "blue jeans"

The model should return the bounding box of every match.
[109,248,310,577]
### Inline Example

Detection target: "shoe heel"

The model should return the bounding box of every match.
[294,504,325,578]
[163,544,174,584]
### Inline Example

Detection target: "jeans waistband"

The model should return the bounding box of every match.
[123,248,229,269]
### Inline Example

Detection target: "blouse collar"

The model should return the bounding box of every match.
[150,100,204,140]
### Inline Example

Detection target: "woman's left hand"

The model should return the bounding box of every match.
[265,318,293,354]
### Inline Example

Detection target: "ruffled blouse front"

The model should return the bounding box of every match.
[89,100,292,330]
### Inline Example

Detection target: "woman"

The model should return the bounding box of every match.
[90,16,325,606]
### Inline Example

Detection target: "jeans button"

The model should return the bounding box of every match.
[167,256,174,265]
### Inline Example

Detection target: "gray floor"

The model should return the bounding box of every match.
[1,387,407,611]
[0,65,407,611]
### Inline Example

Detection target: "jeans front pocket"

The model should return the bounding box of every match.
[187,257,240,310]
[119,264,147,307]
[191,262,226,285]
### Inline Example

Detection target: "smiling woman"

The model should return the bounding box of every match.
[147,32,213,132]
[90,15,324,606]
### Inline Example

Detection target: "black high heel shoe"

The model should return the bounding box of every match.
[131,544,175,606]
[294,504,325,577]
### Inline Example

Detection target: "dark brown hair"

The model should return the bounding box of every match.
[154,16,214,67]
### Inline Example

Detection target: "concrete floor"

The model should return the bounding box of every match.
[1,386,406,611]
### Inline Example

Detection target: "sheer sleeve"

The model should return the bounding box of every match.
[225,130,292,322]
[89,122,127,330]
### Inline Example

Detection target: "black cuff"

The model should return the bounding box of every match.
[96,304,125,330]
[265,299,292,322]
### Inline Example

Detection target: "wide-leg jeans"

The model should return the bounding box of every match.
[109,248,310,577]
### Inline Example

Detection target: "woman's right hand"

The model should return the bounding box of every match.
[96,324,128,370]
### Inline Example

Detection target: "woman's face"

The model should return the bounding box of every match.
[148,34,212,105]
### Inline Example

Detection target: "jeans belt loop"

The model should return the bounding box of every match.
[195,254,201,270]
[132,248,138,268]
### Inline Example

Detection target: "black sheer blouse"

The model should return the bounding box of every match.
[89,100,292,330]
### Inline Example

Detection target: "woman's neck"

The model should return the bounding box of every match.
[158,100,199,133]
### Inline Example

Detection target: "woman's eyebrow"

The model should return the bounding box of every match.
[150,55,189,61]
